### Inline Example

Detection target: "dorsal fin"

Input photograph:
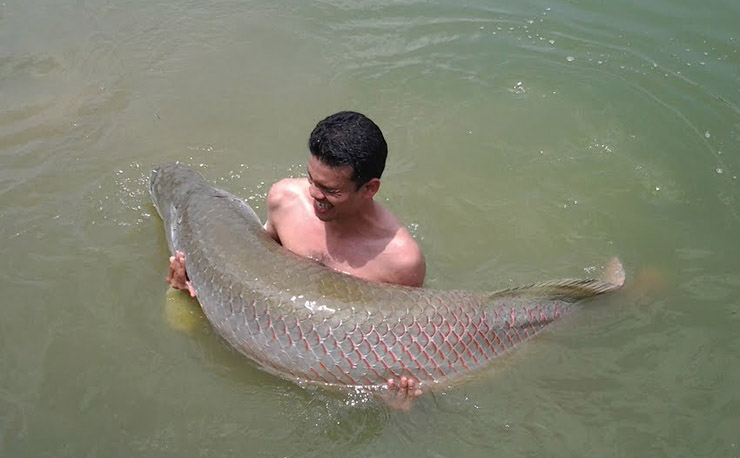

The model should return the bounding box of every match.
[489,278,623,302]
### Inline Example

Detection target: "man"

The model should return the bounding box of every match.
[167,111,426,407]
[263,110,426,287]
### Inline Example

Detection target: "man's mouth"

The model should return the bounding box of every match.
[315,199,332,212]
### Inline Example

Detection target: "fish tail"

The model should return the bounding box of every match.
[488,277,623,303]
[489,258,625,302]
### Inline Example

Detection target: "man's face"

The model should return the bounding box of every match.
[307,155,371,222]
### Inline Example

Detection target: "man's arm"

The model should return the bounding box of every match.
[263,218,280,243]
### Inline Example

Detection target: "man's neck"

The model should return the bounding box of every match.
[324,201,380,238]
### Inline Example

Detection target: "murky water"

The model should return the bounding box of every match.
[2,0,739,456]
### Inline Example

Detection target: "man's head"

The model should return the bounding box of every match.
[308,111,388,189]
[306,111,388,222]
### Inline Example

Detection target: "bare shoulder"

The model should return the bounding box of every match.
[266,178,307,209]
[265,178,308,241]
[386,227,426,287]
[376,205,426,287]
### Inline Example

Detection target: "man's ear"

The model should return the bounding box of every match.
[362,178,381,199]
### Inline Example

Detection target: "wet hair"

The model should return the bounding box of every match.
[308,111,388,188]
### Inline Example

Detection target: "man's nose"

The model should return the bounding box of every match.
[308,183,325,200]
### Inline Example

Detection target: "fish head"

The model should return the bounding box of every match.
[149,162,201,216]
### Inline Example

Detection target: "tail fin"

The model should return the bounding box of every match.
[489,277,623,302]
[490,257,625,302]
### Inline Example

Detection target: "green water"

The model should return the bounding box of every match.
[1,0,739,456]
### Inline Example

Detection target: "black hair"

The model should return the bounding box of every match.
[308,111,388,188]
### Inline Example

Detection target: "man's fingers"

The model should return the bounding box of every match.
[387,376,420,394]
[166,253,188,289]
[186,281,196,298]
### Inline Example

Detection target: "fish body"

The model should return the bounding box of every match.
[150,163,622,390]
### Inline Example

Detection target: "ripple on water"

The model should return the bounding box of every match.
[86,162,152,229]
[87,159,308,230]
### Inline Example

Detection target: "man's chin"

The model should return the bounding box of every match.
[313,200,335,220]
[317,211,339,222]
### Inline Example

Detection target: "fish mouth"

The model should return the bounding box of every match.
[149,169,159,205]
[149,167,164,214]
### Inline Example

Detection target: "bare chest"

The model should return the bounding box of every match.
[279,226,388,281]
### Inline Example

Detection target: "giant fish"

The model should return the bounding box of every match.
[150,163,623,398]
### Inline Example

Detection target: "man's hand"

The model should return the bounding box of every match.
[382,376,423,411]
[166,251,197,297]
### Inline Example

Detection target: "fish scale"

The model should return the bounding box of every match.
[150,163,623,391]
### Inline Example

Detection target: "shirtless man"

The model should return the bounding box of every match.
[166,111,426,406]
